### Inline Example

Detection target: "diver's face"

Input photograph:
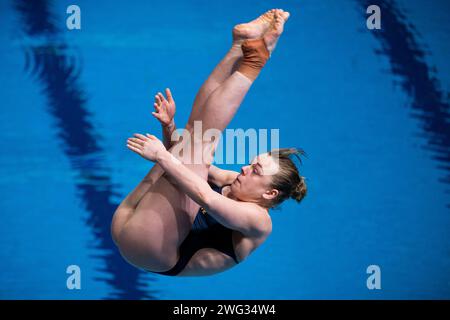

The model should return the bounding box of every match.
[230,153,280,202]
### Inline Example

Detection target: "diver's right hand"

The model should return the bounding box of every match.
[152,88,176,128]
[127,133,166,163]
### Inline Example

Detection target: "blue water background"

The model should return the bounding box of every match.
[0,0,449,299]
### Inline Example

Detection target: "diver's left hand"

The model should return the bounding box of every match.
[152,88,176,128]
[127,133,166,162]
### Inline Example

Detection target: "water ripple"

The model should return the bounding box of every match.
[13,0,159,299]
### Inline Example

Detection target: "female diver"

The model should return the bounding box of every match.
[111,9,307,276]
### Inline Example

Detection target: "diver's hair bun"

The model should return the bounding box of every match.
[290,176,307,202]
[267,147,308,209]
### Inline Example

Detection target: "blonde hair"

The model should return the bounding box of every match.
[266,148,308,209]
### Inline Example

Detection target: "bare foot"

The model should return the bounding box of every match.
[232,9,275,44]
[263,9,289,54]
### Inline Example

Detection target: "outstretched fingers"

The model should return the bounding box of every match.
[127,133,152,155]
[152,111,162,120]
[128,137,144,146]
[154,95,162,109]
[158,92,167,104]
[153,95,162,118]
[127,141,142,155]
[127,139,142,149]
[165,88,173,103]
[152,103,162,119]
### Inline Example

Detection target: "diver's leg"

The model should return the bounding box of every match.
[115,135,211,272]
[186,10,288,134]
[186,10,275,126]
[111,164,164,245]
[189,11,287,135]
[111,135,197,246]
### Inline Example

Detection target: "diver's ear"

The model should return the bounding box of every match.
[262,189,279,200]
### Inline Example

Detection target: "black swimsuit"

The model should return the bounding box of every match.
[152,183,239,276]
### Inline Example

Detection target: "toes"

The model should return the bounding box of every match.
[274,12,281,24]
[276,21,284,33]
[276,8,290,21]
[274,11,285,29]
